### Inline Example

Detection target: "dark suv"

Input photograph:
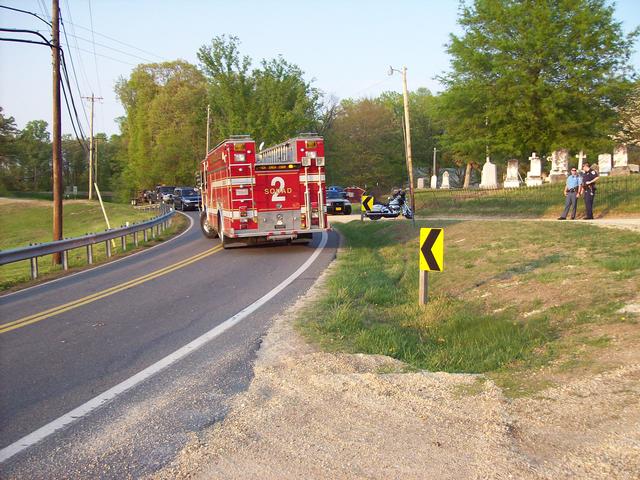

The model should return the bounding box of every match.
[173,187,201,211]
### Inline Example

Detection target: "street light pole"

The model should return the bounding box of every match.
[389,65,415,225]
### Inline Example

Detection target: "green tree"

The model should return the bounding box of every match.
[17,120,51,191]
[0,107,20,191]
[325,98,405,191]
[197,35,321,146]
[438,0,639,166]
[115,60,207,199]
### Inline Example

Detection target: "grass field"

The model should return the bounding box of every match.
[0,199,187,290]
[298,219,640,396]
[414,175,640,217]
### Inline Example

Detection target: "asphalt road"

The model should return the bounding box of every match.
[0,211,338,478]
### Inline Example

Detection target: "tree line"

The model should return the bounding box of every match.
[1,0,638,200]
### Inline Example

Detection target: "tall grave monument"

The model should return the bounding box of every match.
[598,153,612,176]
[479,157,498,189]
[547,149,569,183]
[503,159,520,188]
[526,152,543,186]
[611,145,630,176]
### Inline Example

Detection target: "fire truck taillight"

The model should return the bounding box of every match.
[240,218,248,229]
[301,213,307,228]
[311,207,320,225]
[315,156,325,167]
[239,206,248,217]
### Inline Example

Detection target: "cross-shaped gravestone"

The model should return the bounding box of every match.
[526,152,543,186]
[576,150,587,170]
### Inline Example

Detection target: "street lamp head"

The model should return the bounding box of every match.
[388,65,394,76]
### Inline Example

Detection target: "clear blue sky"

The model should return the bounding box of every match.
[1,0,639,138]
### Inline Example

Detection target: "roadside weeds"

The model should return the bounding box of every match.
[151,219,640,479]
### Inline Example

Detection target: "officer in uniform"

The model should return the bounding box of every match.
[558,167,582,220]
[580,162,599,219]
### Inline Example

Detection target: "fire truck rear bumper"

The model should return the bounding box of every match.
[228,228,329,240]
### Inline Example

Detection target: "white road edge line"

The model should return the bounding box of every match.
[0,231,328,464]
[0,211,195,299]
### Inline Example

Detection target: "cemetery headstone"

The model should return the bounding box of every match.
[576,150,587,171]
[598,153,612,176]
[525,152,543,187]
[417,177,426,189]
[611,145,631,176]
[548,148,569,183]
[480,157,498,189]
[430,175,437,189]
[441,171,450,189]
[503,159,520,188]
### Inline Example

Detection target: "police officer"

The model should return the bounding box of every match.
[580,162,599,219]
[558,167,582,220]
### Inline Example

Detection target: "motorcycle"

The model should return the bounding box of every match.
[364,189,413,220]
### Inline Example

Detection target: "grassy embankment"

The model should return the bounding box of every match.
[0,199,188,290]
[299,219,640,396]
[414,175,640,217]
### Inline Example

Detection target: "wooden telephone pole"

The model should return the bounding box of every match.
[52,0,63,263]
[83,94,103,200]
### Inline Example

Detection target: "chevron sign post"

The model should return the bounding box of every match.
[419,228,444,304]
[360,195,374,221]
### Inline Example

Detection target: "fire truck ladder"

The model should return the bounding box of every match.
[248,162,257,222]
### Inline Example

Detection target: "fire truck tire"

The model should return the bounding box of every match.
[344,205,352,215]
[200,212,218,239]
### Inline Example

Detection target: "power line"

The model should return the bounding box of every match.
[62,0,93,94]
[87,0,102,97]
[0,5,51,26]
[61,50,89,144]
[61,31,157,63]
[61,43,137,66]
[0,27,88,150]
[59,9,90,128]
[66,20,164,60]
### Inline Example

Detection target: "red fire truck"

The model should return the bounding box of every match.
[199,134,329,248]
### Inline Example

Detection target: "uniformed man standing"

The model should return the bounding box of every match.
[558,167,582,220]
[579,162,599,219]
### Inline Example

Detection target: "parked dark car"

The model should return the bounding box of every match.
[326,189,352,215]
[173,187,201,211]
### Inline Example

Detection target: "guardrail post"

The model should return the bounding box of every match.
[151,226,156,239]
[87,244,93,264]
[143,228,148,242]
[121,235,127,251]
[62,250,68,270]
[30,256,38,280]
[134,231,139,247]
[106,240,112,258]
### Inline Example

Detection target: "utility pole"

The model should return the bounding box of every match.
[52,0,63,263]
[400,67,415,224]
[389,65,415,224]
[83,93,103,200]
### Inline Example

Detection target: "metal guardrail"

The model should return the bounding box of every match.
[0,207,175,279]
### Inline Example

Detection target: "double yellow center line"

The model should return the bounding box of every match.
[0,245,223,335]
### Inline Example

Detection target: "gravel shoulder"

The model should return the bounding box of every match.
[150,221,640,479]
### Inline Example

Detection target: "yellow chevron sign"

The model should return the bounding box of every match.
[361,195,374,212]
[419,228,444,271]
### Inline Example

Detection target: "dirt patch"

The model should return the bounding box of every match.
[150,261,640,479]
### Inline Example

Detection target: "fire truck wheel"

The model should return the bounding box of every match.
[200,212,218,239]
[344,205,352,215]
